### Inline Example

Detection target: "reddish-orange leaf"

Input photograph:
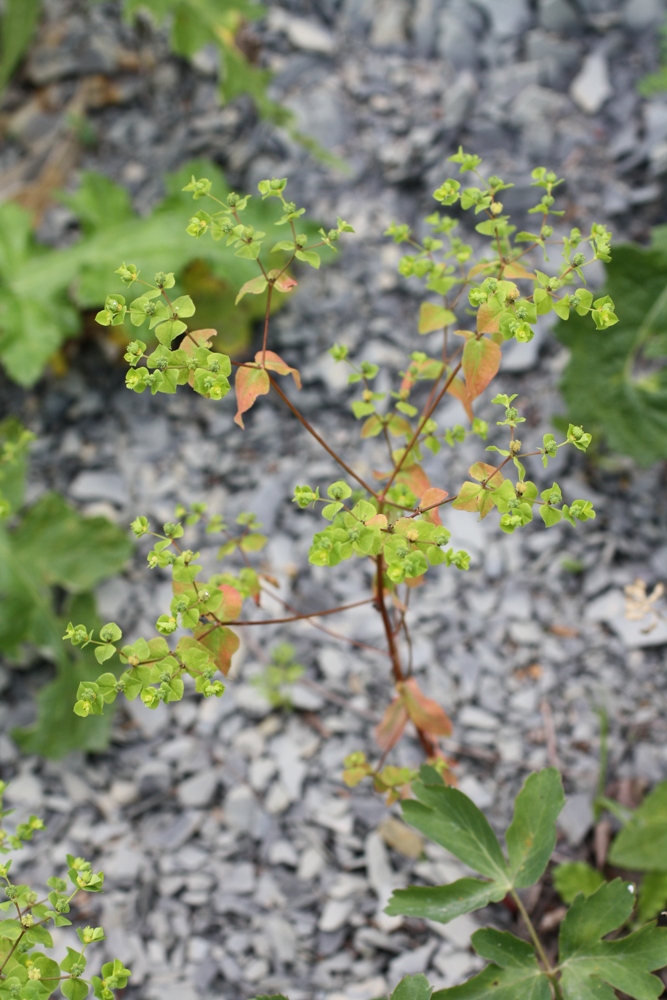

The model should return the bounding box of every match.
[419,487,449,525]
[218,583,243,621]
[445,374,474,421]
[255,350,301,389]
[375,697,409,752]
[476,300,502,334]
[193,625,240,676]
[365,513,388,529]
[268,269,298,294]
[418,302,456,334]
[400,677,452,737]
[234,364,270,427]
[503,261,535,279]
[463,337,501,407]
[396,463,431,498]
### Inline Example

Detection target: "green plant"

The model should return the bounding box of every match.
[0,419,132,758]
[61,153,611,790]
[0,160,324,385]
[383,766,667,999]
[639,18,667,96]
[250,642,305,709]
[0,0,40,94]
[555,229,667,465]
[0,780,131,1000]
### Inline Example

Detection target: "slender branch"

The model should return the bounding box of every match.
[260,281,274,366]
[206,596,376,629]
[381,359,463,496]
[511,890,557,981]
[267,374,380,497]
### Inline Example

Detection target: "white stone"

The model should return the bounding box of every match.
[457,776,494,810]
[267,9,335,53]
[319,898,355,932]
[265,781,292,815]
[558,793,594,846]
[268,839,299,867]
[297,846,326,881]
[249,757,277,793]
[459,706,499,730]
[570,52,613,114]
[430,913,478,949]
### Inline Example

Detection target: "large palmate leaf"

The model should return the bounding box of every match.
[558,880,667,999]
[608,781,667,872]
[433,930,550,999]
[505,767,564,888]
[0,160,327,385]
[0,454,132,756]
[555,235,667,464]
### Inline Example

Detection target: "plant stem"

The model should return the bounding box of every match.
[260,281,274,367]
[511,889,560,992]
[375,554,436,758]
[381,359,463,496]
[212,596,376,627]
[267,374,380,497]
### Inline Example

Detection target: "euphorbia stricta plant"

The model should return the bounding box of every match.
[64,150,612,793]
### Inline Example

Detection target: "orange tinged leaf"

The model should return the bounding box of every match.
[234,364,270,427]
[476,300,502,334]
[469,461,503,486]
[365,513,388,529]
[267,268,298,294]
[255,350,301,389]
[399,677,452,737]
[451,481,483,513]
[396,463,431,498]
[462,336,501,407]
[446,373,474,421]
[419,487,448,525]
[193,625,240,677]
[217,583,242,621]
[375,697,409,752]
[418,301,456,334]
[503,261,534,279]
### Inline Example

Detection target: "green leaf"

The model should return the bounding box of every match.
[0,0,41,92]
[608,782,667,871]
[559,879,667,1000]
[553,863,605,906]
[638,871,667,923]
[61,980,89,1000]
[1,159,329,386]
[418,302,456,334]
[391,974,433,1000]
[433,929,550,999]
[505,768,565,888]
[94,644,116,665]
[402,776,510,883]
[555,240,667,464]
[295,249,320,268]
[387,877,507,924]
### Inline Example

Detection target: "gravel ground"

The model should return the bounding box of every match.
[2,1,667,998]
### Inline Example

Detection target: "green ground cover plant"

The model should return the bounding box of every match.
[0,419,132,758]
[0,159,324,385]
[555,228,667,465]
